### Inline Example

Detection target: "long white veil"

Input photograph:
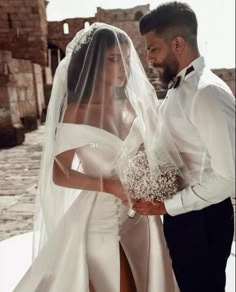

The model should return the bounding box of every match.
[32,28,88,259]
[32,22,186,261]
[12,22,185,292]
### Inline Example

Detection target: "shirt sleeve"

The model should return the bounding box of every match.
[165,85,235,216]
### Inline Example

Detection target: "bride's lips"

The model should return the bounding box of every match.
[118,75,126,81]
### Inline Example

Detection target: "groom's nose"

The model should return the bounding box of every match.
[146,50,156,64]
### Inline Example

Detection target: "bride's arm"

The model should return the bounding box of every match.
[53,150,127,201]
[52,104,128,201]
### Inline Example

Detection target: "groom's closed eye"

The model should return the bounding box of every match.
[146,45,156,50]
[150,48,158,53]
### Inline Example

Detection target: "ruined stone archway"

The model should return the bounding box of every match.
[48,43,65,77]
[134,11,143,21]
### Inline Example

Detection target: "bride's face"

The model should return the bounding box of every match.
[100,43,130,88]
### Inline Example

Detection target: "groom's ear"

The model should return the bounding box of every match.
[171,36,185,55]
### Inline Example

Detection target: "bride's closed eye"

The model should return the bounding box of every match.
[108,56,122,63]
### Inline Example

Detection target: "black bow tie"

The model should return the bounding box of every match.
[168,75,181,89]
[168,66,195,89]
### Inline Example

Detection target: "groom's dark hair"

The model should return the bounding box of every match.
[139,1,198,48]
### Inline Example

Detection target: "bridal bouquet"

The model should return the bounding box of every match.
[123,150,179,217]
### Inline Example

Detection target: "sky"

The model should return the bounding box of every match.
[46,0,235,69]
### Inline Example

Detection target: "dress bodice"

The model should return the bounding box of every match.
[74,126,122,177]
[54,122,142,178]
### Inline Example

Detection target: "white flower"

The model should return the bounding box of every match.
[124,151,179,202]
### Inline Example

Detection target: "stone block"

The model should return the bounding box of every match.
[21,115,38,132]
[33,63,45,119]
[43,84,52,106]
[0,20,10,29]
[0,86,9,104]
[0,1,47,66]
[0,51,12,64]
[0,13,8,20]
[0,63,8,75]
[44,67,53,85]
[0,75,9,85]
[0,106,11,127]
[0,124,25,148]
[7,59,20,74]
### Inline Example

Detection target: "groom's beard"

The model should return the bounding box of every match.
[153,57,179,89]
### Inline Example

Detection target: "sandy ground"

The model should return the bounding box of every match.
[0,127,43,241]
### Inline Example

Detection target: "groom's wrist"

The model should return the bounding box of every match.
[161,202,168,215]
[164,191,188,216]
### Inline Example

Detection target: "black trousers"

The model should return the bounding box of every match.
[164,198,234,292]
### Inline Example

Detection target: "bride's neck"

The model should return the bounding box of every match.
[91,83,113,104]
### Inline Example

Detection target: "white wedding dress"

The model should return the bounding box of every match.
[14,124,178,292]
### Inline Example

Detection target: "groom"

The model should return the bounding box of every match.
[133,2,235,292]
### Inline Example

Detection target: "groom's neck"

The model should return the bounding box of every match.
[177,48,200,74]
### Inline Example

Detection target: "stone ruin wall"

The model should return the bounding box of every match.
[0,0,48,66]
[0,2,235,147]
[213,68,235,96]
[47,5,165,96]
[95,5,149,70]
[0,50,45,147]
[0,0,48,147]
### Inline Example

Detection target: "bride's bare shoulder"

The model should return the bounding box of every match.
[62,103,87,123]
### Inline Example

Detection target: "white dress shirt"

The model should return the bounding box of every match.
[160,56,235,216]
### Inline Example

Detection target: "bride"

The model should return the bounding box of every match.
[13,23,178,292]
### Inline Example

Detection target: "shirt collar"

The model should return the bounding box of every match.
[168,56,205,89]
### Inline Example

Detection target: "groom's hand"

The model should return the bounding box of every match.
[132,200,168,215]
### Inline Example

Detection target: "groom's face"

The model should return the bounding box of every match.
[144,31,179,89]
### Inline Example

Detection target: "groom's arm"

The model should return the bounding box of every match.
[134,85,235,216]
[164,85,235,216]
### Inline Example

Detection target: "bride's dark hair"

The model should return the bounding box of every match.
[67,27,129,104]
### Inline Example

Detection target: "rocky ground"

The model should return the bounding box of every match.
[0,126,235,241]
[0,127,43,241]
